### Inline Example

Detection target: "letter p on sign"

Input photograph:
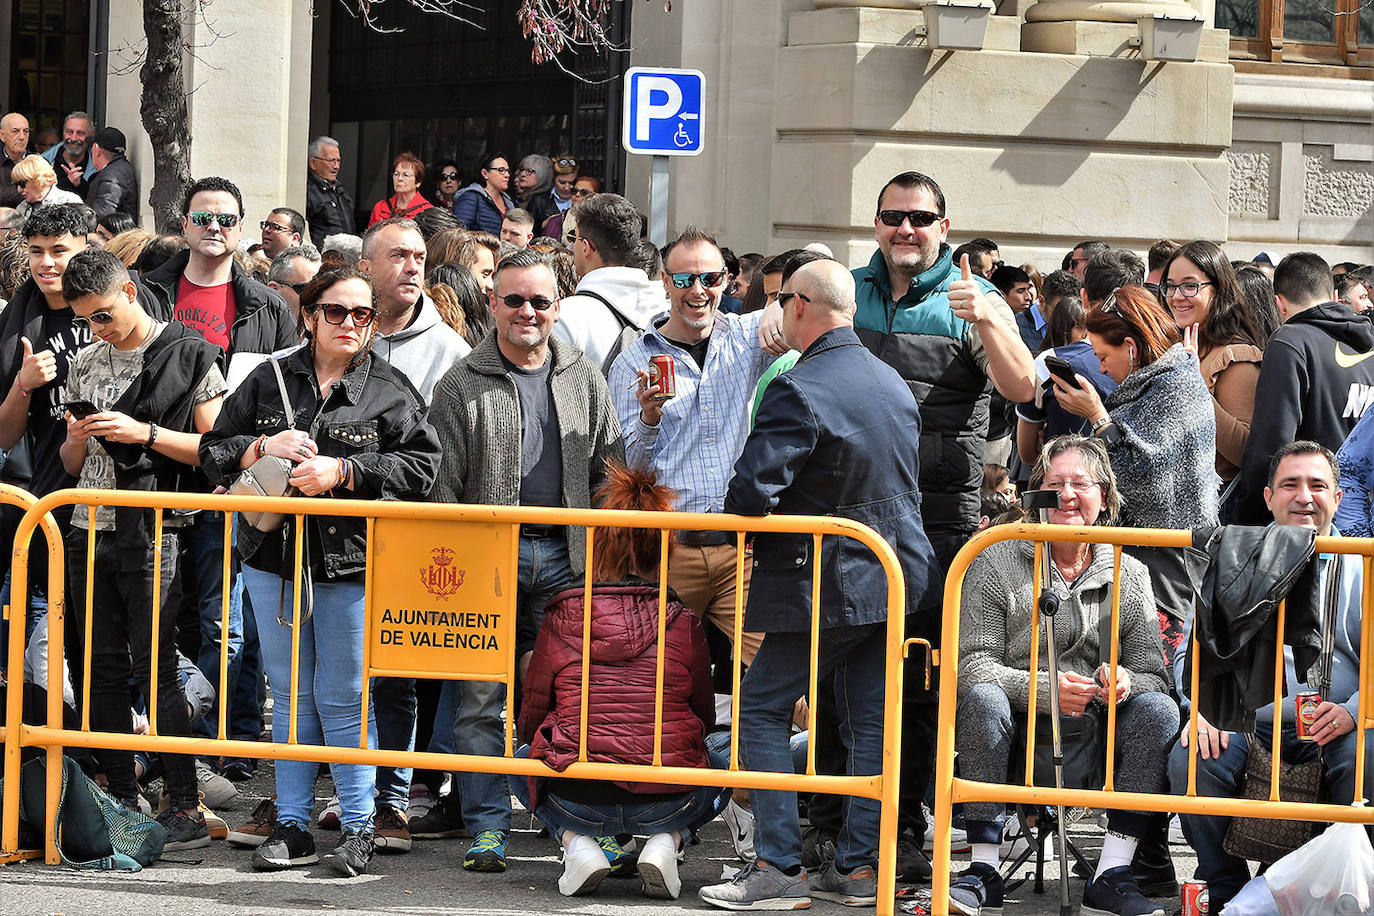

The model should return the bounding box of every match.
[623,67,705,157]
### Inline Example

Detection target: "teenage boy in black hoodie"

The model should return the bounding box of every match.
[1235,252,1374,522]
[59,248,225,849]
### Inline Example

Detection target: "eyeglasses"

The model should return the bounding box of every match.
[72,310,116,330]
[669,270,727,290]
[1144,281,1161,295]
[311,155,341,165]
[260,221,292,235]
[555,157,577,169]
[565,230,580,243]
[485,166,510,174]
[1070,257,1091,268]
[307,303,376,326]
[572,187,594,197]
[776,291,812,309]
[392,171,415,180]
[515,167,536,177]
[278,281,309,293]
[13,180,26,190]
[499,293,555,310]
[188,211,241,229]
[1041,478,1102,493]
[877,209,942,228]
[440,172,460,181]
[1162,280,1213,299]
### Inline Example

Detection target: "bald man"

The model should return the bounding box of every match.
[0,113,32,208]
[701,260,939,910]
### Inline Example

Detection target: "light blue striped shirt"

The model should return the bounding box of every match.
[608,311,774,513]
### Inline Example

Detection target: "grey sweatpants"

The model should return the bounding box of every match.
[955,681,1178,841]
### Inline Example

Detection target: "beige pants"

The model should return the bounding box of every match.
[666,542,762,667]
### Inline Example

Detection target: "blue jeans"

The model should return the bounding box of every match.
[740,622,887,872]
[244,564,376,832]
[229,587,265,741]
[183,512,244,739]
[453,533,574,834]
[1168,721,1374,909]
[508,745,730,839]
[1,569,57,701]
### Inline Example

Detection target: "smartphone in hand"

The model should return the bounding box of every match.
[1044,355,1083,390]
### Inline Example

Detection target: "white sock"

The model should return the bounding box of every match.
[1093,830,1138,881]
[972,842,1000,868]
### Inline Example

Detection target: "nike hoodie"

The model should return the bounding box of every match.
[553,266,669,369]
[1235,301,1374,522]
[372,292,471,404]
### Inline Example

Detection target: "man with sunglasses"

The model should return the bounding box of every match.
[260,207,305,260]
[852,170,1035,879]
[429,247,625,875]
[86,127,139,223]
[306,136,355,248]
[142,175,298,771]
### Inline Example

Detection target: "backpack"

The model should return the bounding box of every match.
[3,755,167,870]
[577,289,645,376]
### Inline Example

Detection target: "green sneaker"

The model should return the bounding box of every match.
[463,829,510,872]
[596,834,636,877]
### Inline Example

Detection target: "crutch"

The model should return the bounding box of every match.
[1022,488,1074,916]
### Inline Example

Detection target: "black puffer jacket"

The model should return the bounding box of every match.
[86,154,140,222]
[141,249,297,366]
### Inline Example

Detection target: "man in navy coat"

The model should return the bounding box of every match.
[700,259,938,910]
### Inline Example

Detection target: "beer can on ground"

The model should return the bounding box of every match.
[1182,880,1210,915]
[1296,690,1322,741]
[648,354,677,400]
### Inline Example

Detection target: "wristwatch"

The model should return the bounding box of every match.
[1091,414,1112,433]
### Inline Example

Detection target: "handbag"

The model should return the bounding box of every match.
[1223,554,1341,863]
[228,358,297,533]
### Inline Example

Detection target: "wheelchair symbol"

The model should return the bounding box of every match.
[674,121,693,148]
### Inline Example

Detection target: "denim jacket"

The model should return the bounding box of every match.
[199,346,441,580]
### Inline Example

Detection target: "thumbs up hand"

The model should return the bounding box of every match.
[948,253,993,324]
[17,336,57,393]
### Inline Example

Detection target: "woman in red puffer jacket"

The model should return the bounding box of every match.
[513,463,729,901]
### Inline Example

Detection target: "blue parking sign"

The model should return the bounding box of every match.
[623,67,706,157]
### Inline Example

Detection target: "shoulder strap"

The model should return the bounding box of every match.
[577,288,636,330]
[1319,553,1341,691]
[270,357,295,428]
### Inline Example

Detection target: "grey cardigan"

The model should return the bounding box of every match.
[427,334,625,575]
[957,539,1169,714]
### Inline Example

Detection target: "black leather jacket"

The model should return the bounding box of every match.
[198,346,441,581]
[1183,524,1323,732]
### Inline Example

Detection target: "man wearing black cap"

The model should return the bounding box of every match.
[87,127,139,223]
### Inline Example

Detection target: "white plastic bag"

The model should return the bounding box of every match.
[1265,821,1374,915]
[1222,875,1279,915]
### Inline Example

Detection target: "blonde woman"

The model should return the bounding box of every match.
[11,155,83,218]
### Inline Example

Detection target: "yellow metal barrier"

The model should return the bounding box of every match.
[0,482,65,865]
[3,488,914,913]
[930,522,1374,916]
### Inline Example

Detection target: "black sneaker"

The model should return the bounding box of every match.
[324,829,374,877]
[800,825,836,869]
[251,822,320,871]
[1081,865,1167,916]
[409,793,468,840]
[897,832,933,883]
[949,861,1004,916]
[157,808,211,852]
[218,756,257,782]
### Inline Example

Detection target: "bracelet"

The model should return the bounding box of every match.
[16,382,29,398]
[146,422,158,447]
[1091,414,1113,433]
[336,457,348,490]
[254,435,267,460]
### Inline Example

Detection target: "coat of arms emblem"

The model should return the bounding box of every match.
[420,546,466,599]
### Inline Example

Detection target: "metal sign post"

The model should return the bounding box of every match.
[623,66,706,246]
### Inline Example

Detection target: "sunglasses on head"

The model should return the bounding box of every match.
[188,211,241,229]
[668,270,727,290]
[440,171,459,181]
[877,209,942,228]
[72,311,116,330]
[499,294,555,311]
[1098,287,1122,316]
[555,157,577,169]
[308,303,376,326]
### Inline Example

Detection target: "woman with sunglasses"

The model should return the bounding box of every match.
[1160,240,1277,490]
[527,155,579,234]
[453,153,516,236]
[430,159,462,210]
[543,176,601,243]
[368,152,434,228]
[9,154,83,219]
[1053,285,1217,655]
[199,266,441,878]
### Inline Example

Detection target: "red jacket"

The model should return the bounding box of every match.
[367,192,434,227]
[518,582,715,796]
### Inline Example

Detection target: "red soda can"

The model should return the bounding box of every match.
[648,354,676,400]
[1182,880,1210,915]
[1296,690,1322,741]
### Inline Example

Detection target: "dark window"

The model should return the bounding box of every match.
[9,0,90,128]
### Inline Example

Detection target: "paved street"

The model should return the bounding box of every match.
[0,759,1198,916]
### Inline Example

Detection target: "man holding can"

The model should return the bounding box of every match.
[607,226,788,670]
[1167,440,1372,910]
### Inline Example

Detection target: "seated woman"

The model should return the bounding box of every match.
[951,435,1178,916]
[513,463,728,901]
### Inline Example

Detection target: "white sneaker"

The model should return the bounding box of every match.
[923,818,972,854]
[195,758,237,809]
[317,795,342,831]
[558,834,612,897]
[721,799,756,861]
[406,783,436,821]
[1168,814,1187,846]
[638,831,682,900]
